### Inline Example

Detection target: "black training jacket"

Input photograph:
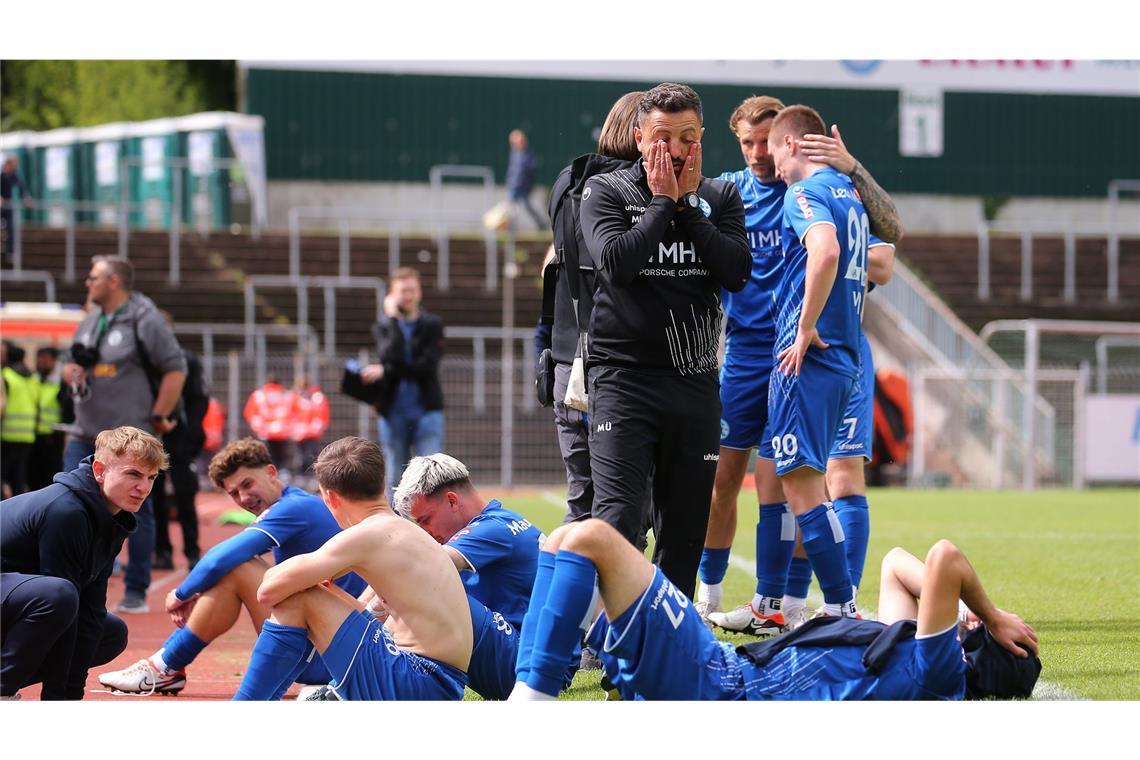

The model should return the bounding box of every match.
[580,160,750,375]
[1,458,136,699]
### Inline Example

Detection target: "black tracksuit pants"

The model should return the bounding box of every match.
[587,365,720,600]
[1,573,128,698]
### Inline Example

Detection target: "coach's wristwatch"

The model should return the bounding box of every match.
[678,192,700,210]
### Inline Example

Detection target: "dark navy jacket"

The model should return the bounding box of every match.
[1,457,136,698]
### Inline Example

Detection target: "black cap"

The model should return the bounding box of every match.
[963,624,1042,700]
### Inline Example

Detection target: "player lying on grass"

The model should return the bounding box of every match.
[509,518,1040,700]
[231,436,515,700]
[98,439,365,695]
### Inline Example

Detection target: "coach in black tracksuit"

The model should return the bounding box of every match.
[580,84,750,599]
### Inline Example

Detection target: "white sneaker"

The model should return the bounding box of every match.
[708,604,787,636]
[98,659,186,695]
[783,605,811,631]
[694,599,721,628]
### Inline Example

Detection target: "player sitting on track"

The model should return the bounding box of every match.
[98,438,365,696]
[392,453,546,699]
[509,518,1040,701]
[231,436,514,700]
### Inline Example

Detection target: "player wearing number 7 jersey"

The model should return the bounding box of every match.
[762,104,886,619]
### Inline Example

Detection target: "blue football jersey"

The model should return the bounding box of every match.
[774,167,874,377]
[446,500,544,630]
[717,169,787,358]
[249,485,366,597]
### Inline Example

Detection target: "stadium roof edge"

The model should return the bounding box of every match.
[0,112,265,149]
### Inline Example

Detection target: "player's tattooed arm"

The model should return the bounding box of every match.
[799,124,904,243]
[849,161,904,243]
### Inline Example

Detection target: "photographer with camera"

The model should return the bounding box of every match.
[62,256,187,614]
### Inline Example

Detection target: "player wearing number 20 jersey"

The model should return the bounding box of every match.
[768,166,883,476]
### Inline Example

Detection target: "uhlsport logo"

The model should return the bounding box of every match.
[582,187,592,201]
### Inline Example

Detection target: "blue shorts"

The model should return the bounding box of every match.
[321,609,468,701]
[908,624,968,699]
[465,597,520,701]
[767,360,856,476]
[719,353,773,451]
[602,567,744,700]
[829,347,874,461]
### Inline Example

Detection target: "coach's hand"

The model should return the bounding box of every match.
[166,590,199,629]
[645,140,680,202]
[799,124,856,175]
[986,607,1039,658]
[777,326,828,377]
[677,142,702,196]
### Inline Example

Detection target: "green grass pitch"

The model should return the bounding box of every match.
[468,487,1139,701]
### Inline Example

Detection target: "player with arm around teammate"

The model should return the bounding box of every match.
[510,517,1040,701]
[698,95,904,633]
[232,437,510,700]
[98,438,365,695]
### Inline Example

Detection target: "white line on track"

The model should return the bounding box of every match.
[147,568,188,594]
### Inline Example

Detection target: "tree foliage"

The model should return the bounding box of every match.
[1,60,235,132]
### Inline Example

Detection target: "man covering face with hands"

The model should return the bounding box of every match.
[578,82,750,600]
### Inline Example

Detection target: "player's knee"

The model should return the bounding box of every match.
[925,539,962,567]
[33,576,80,624]
[543,523,576,554]
[561,518,618,560]
[264,588,311,626]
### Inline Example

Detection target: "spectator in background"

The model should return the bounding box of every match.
[292,374,330,488]
[1,341,38,496]
[198,396,226,489]
[507,129,544,230]
[360,268,444,501]
[152,314,210,571]
[27,347,65,491]
[62,255,188,614]
[243,377,298,479]
[1,157,34,266]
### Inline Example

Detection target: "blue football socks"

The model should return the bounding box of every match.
[699,547,731,586]
[796,503,853,607]
[756,502,796,600]
[233,620,310,700]
[833,495,870,589]
[524,549,598,698]
[515,549,557,683]
[159,627,208,671]
[786,555,813,600]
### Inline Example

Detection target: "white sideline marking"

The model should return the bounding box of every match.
[147,568,188,594]
[541,491,569,511]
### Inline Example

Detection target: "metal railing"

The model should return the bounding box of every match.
[0,268,56,301]
[172,321,320,385]
[976,217,1139,304]
[978,319,1140,488]
[242,274,386,357]
[1095,334,1140,393]
[872,258,1059,488]
[287,206,498,293]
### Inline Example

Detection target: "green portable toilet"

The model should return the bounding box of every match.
[126,118,179,229]
[77,122,131,227]
[27,128,81,228]
[177,112,233,232]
